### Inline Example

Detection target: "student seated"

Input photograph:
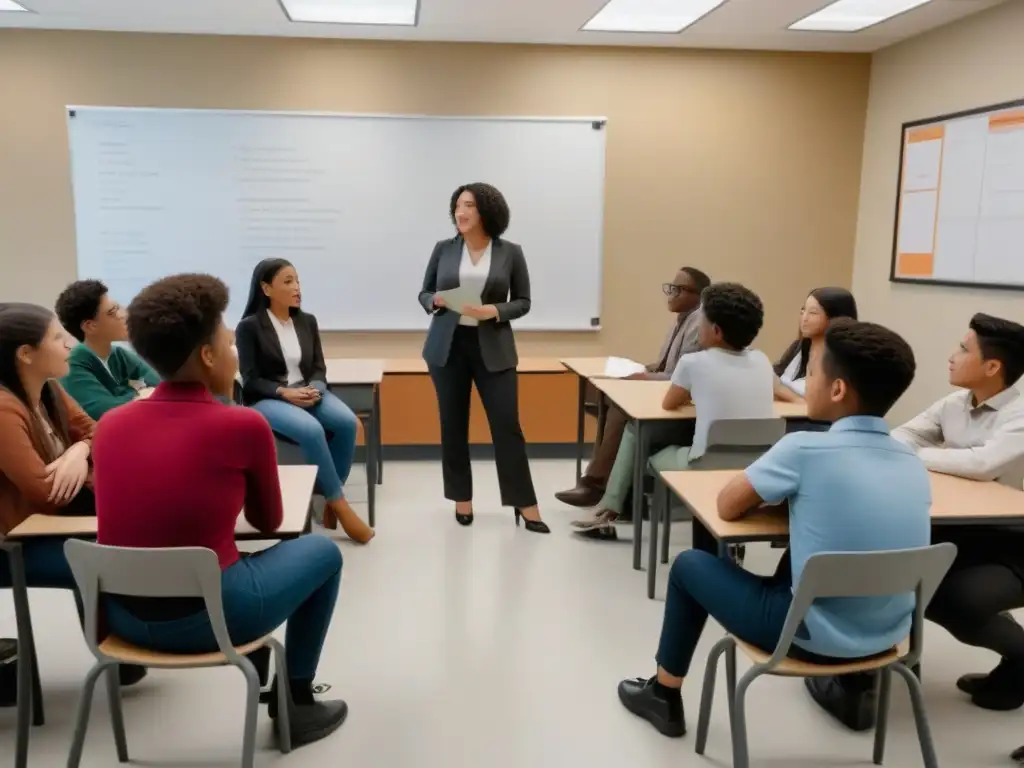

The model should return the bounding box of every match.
[556,267,710,508]
[899,313,1024,710]
[235,259,373,544]
[773,287,857,403]
[55,279,160,420]
[617,319,929,738]
[94,274,348,747]
[0,303,145,686]
[573,282,774,538]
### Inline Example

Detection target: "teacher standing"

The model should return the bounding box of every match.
[418,183,549,534]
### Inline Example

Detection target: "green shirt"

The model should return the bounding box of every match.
[61,344,161,420]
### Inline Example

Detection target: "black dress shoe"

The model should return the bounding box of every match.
[575,524,618,541]
[455,509,474,526]
[554,479,605,508]
[617,676,685,738]
[961,659,1024,711]
[804,675,876,731]
[275,699,349,748]
[118,665,148,687]
[514,508,550,534]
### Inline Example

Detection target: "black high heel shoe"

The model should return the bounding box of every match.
[455,507,474,526]
[514,508,550,534]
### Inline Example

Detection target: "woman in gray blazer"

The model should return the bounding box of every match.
[418,183,548,534]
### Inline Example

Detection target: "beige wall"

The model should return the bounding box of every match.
[0,31,869,361]
[853,1,1024,422]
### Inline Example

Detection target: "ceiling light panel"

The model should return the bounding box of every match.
[0,0,29,12]
[789,0,934,32]
[582,0,726,33]
[280,0,418,26]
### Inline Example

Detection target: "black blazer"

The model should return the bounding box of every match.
[418,236,531,372]
[235,310,327,405]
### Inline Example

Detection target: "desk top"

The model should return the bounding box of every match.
[7,465,317,541]
[325,358,385,385]
[592,379,808,421]
[560,357,618,378]
[660,468,1024,542]
[384,357,567,374]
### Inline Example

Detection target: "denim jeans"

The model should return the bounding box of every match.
[597,422,691,515]
[0,537,77,591]
[253,390,358,501]
[106,535,343,681]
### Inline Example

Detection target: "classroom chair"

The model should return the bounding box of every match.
[647,418,786,598]
[0,538,45,768]
[694,543,957,768]
[62,540,292,768]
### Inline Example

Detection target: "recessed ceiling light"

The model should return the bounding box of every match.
[280,0,418,26]
[789,0,934,32]
[582,0,726,33]
[0,0,29,12]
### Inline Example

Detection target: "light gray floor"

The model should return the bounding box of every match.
[0,458,1021,767]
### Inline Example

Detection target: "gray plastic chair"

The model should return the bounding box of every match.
[63,540,292,768]
[694,543,958,768]
[648,418,786,598]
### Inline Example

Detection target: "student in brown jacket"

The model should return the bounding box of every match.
[0,303,144,686]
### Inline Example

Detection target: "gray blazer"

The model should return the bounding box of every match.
[418,236,531,372]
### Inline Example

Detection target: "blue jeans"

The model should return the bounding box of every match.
[0,537,76,591]
[253,390,358,501]
[106,536,342,681]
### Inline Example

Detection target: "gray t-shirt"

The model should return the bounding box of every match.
[670,347,776,459]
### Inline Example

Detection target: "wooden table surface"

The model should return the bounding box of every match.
[560,357,619,379]
[384,357,568,375]
[7,465,318,541]
[325,358,385,385]
[660,468,1024,542]
[592,379,808,421]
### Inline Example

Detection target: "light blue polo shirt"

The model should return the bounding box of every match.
[745,416,931,658]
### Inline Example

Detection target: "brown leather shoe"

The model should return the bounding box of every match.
[555,477,605,508]
[325,499,375,544]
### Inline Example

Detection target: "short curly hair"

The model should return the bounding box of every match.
[55,279,108,341]
[127,274,229,379]
[701,282,764,350]
[970,313,1024,386]
[823,319,916,417]
[450,182,510,239]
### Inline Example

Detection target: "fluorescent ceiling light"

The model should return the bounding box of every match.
[789,0,934,32]
[280,0,418,26]
[0,0,29,11]
[582,0,726,33]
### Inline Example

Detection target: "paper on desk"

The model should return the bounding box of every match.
[603,357,647,378]
[434,286,482,315]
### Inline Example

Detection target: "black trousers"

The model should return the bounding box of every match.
[428,326,537,508]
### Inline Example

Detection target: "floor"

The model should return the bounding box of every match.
[0,458,1021,767]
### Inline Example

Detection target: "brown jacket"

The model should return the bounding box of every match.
[0,382,95,535]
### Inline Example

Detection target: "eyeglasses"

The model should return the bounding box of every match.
[662,283,700,298]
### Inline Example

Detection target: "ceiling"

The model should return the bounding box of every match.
[0,0,1007,52]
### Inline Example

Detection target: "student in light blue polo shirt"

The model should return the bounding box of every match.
[617,319,930,739]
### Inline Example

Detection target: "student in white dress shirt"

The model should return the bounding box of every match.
[418,183,548,534]
[773,287,858,402]
[235,259,373,543]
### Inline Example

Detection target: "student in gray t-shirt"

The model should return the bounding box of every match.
[574,283,775,537]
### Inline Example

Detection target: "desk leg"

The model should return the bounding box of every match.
[596,392,606,444]
[575,375,586,483]
[632,420,649,571]
[374,385,383,485]
[648,477,670,599]
[365,414,377,528]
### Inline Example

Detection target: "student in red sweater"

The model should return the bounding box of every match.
[93,274,347,748]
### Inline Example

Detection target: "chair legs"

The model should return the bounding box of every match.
[237,657,262,768]
[695,636,734,754]
[67,661,111,768]
[873,666,893,765]
[105,667,129,762]
[731,669,760,768]
[6,543,36,768]
[892,662,940,768]
[268,638,292,754]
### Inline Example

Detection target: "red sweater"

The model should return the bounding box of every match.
[94,382,283,568]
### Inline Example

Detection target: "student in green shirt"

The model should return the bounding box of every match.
[55,280,161,420]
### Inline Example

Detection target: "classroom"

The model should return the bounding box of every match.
[1,0,1024,766]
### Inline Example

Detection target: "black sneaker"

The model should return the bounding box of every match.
[617,676,685,738]
[282,700,349,748]
[804,675,876,731]
[956,658,1011,696]
[965,659,1024,711]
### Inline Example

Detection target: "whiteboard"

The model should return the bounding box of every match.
[66,107,607,330]
[890,98,1024,290]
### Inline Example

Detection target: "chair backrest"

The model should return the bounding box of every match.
[63,540,242,662]
[765,543,958,671]
[691,418,786,470]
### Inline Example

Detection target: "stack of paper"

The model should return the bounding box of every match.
[603,357,646,378]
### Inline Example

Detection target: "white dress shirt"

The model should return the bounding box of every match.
[779,352,807,397]
[892,387,1024,487]
[457,240,492,327]
[266,310,304,386]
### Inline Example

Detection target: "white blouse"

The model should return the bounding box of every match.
[779,351,807,397]
[266,310,304,386]
[457,240,492,327]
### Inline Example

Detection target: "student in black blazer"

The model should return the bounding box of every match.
[418,183,548,534]
[236,258,373,543]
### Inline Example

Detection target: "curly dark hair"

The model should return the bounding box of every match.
[701,282,764,350]
[680,267,711,293]
[127,274,229,378]
[54,279,108,342]
[822,319,916,418]
[970,313,1024,386]
[450,183,510,239]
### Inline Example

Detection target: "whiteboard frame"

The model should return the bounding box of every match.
[888,95,1024,293]
[65,105,609,332]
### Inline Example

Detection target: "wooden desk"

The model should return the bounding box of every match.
[592,377,808,570]
[7,465,318,541]
[326,358,384,385]
[560,357,618,482]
